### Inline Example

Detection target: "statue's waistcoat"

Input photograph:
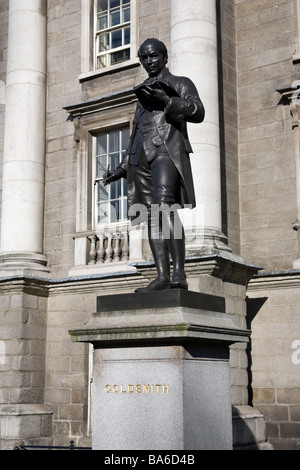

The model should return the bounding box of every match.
[131,109,165,166]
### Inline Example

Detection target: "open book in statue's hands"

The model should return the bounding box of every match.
[133,79,178,110]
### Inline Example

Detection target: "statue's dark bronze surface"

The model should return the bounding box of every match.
[104,38,205,292]
[97,289,225,313]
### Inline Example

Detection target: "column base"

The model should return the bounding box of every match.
[0,252,49,278]
[185,226,233,258]
[0,404,53,450]
[232,406,273,450]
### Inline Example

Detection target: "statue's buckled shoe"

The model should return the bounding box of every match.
[135,277,170,293]
[170,276,188,290]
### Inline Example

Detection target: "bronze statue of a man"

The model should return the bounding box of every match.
[104,38,205,292]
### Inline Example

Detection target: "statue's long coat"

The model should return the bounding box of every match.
[118,67,205,217]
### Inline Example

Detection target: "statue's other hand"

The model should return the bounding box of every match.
[103,168,126,186]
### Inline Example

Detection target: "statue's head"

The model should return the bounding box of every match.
[138,38,168,77]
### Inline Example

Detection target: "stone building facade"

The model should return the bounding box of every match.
[0,0,299,450]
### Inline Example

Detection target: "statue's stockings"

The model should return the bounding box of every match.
[136,204,187,292]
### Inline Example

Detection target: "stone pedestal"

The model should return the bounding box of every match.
[70,290,250,450]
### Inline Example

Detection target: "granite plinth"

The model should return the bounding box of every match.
[70,290,249,348]
[92,345,233,450]
[96,289,225,313]
[69,290,250,450]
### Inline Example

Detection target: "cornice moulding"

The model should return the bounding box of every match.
[64,89,137,118]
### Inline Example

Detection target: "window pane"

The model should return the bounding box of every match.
[111,180,121,199]
[98,183,109,202]
[94,128,129,225]
[110,200,120,223]
[98,13,108,30]
[111,29,122,48]
[109,152,120,172]
[97,55,108,68]
[123,6,130,23]
[98,0,108,12]
[109,131,120,153]
[122,0,130,4]
[124,26,130,45]
[96,134,107,155]
[96,156,107,178]
[111,48,130,65]
[99,32,110,51]
[111,0,121,8]
[98,202,109,224]
[121,127,130,149]
[110,9,121,27]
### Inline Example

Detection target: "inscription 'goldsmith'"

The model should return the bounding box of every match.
[105,384,170,394]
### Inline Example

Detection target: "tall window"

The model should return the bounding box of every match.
[94,127,129,225]
[95,0,131,69]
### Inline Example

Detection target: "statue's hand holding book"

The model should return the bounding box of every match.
[133,80,178,110]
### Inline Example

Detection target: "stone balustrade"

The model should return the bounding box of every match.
[70,222,148,277]
[87,227,130,265]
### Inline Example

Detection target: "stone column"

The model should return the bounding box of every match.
[277,84,300,267]
[170,0,229,254]
[290,99,300,268]
[0,0,48,276]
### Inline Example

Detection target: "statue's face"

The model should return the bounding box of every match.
[139,42,166,77]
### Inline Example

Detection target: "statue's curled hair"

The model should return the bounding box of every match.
[138,38,168,62]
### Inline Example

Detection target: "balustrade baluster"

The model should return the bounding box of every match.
[122,230,129,260]
[114,232,121,261]
[84,225,130,266]
[105,233,113,263]
[88,235,97,265]
[96,233,105,263]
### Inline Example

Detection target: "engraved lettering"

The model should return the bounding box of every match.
[104,384,170,394]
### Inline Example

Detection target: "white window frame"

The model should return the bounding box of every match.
[64,90,147,276]
[92,126,129,228]
[80,0,139,81]
[94,0,131,69]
